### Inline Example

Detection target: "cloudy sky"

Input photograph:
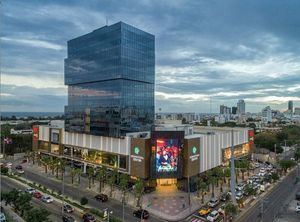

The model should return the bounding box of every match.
[1,0,300,113]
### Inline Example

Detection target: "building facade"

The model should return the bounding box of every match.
[64,22,155,137]
[34,123,254,191]
[237,99,246,114]
[262,106,272,123]
[288,100,293,113]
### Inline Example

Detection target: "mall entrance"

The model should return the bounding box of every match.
[156,178,178,192]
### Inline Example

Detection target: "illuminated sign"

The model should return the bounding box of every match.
[134,146,140,155]
[192,146,197,154]
[156,138,179,173]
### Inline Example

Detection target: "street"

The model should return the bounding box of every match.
[1,176,82,222]
[11,161,163,222]
[236,168,299,222]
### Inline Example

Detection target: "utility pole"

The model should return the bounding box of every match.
[230,129,237,205]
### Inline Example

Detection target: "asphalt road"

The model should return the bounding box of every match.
[0,176,82,222]
[236,168,299,222]
[12,162,163,222]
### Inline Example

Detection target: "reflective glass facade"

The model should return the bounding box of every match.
[65,22,155,137]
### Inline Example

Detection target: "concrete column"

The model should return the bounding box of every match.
[83,162,87,174]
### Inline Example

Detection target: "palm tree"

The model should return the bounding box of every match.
[57,159,66,180]
[49,158,57,176]
[225,202,238,221]
[197,177,208,204]
[75,168,82,184]
[134,178,144,208]
[209,176,218,198]
[70,168,77,184]
[87,167,95,189]
[96,166,107,193]
[108,169,118,197]
[41,157,50,173]
[224,167,231,188]
[119,173,129,203]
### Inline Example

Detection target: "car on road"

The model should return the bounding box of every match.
[237,183,246,190]
[296,205,300,213]
[133,209,149,219]
[5,162,12,168]
[41,195,53,203]
[62,215,76,222]
[198,205,212,216]
[63,204,74,213]
[207,197,219,208]
[33,191,42,199]
[217,204,225,216]
[0,213,6,222]
[94,193,108,202]
[25,187,36,194]
[207,210,220,222]
[17,169,24,174]
[82,213,96,222]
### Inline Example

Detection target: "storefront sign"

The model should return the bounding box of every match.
[131,155,144,162]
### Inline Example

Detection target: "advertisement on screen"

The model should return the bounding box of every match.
[151,131,184,178]
[156,139,179,173]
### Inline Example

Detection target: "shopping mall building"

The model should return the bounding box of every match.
[33,123,254,191]
[32,21,254,191]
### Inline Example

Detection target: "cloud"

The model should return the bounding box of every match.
[1,37,64,50]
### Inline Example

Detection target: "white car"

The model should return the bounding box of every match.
[207,197,220,208]
[207,210,220,222]
[236,191,243,200]
[296,205,300,213]
[25,187,36,194]
[17,169,24,174]
[41,195,53,203]
[5,162,12,168]
[0,213,6,222]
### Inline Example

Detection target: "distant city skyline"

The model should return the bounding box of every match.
[1,0,300,113]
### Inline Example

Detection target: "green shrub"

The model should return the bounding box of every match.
[90,208,104,217]
[80,197,88,205]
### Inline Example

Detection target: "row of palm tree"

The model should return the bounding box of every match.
[196,159,251,202]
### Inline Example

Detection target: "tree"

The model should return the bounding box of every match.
[70,168,77,184]
[254,132,278,151]
[96,166,107,193]
[41,156,50,173]
[108,169,118,197]
[57,159,66,180]
[196,177,208,204]
[24,208,51,222]
[294,148,300,161]
[134,178,144,208]
[224,202,238,220]
[2,189,32,216]
[75,168,82,184]
[224,168,231,188]
[271,172,279,182]
[119,173,130,203]
[87,167,95,189]
[279,160,296,173]
[80,197,88,206]
[208,176,218,198]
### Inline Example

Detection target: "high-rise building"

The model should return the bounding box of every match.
[231,106,237,115]
[237,99,245,114]
[64,22,155,137]
[220,105,231,115]
[288,100,293,113]
[262,106,272,123]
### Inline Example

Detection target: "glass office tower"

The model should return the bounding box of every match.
[65,22,155,137]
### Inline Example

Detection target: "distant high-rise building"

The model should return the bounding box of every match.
[220,105,231,115]
[237,99,245,114]
[288,100,293,113]
[262,106,272,123]
[232,106,237,115]
[295,107,300,115]
[64,22,155,137]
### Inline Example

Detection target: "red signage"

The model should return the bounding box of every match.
[32,126,39,142]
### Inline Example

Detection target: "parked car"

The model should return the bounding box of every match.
[260,185,266,192]
[208,197,220,208]
[33,191,43,199]
[41,195,53,203]
[237,183,246,190]
[217,204,225,216]
[94,194,108,202]
[199,205,212,216]
[220,193,230,202]
[133,209,149,219]
[25,187,36,194]
[62,215,76,222]
[63,204,74,213]
[15,165,23,170]
[82,213,96,222]
[236,191,243,200]
[296,205,300,213]
[0,213,6,222]
[207,210,220,222]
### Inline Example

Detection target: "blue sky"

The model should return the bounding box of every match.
[1,0,300,113]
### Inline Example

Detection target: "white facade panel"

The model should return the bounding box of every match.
[39,126,49,142]
[63,132,130,155]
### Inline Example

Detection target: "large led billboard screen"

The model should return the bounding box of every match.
[151,131,184,178]
[156,139,179,173]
